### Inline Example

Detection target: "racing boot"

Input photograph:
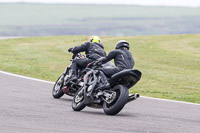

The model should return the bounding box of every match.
[71,62,78,80]
[100,71,110,87]
[95,71,110,92]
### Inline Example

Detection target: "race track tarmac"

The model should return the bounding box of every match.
[0,71,200,133]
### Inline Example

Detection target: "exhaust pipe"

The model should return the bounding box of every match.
[135,93,140,98]
[127,93,140,103]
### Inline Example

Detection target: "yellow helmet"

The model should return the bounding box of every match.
[89,36,101,43]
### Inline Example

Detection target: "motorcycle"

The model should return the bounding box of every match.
[72,61,142,115]
[52,53,86,98]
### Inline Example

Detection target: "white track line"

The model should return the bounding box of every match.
[0,70,199,106]
[0,71,54,84]
[141,96,200,106]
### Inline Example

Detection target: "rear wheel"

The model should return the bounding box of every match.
[72,88,86,111]
[103,85,128,115]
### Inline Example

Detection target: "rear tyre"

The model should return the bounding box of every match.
[103,85,128,115]
[52,75,64,99]
[72,88,86,111]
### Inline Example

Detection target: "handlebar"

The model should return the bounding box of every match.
[71,53,85,59]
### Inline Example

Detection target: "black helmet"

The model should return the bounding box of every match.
[115,40,130,49]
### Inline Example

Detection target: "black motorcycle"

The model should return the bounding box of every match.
[52,53,86,98]
[72,61,142,115]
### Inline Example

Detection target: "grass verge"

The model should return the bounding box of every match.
[0,35,200,103]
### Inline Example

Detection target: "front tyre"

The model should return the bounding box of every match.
[103,85,128,115]
[72,88,86,111]
[52,75,64,99]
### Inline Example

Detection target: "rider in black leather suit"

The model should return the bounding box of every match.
[96,40,136,102]
[68,36,106,78]
[96,40,135,77]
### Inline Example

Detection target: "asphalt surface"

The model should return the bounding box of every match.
[0,71,200,133]
[0,37,200,133]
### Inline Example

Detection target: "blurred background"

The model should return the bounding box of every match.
[0,0,200,36]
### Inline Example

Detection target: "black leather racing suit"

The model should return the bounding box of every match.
[71,42,106,77]
[100,47,135,77]
[72,42,106,61]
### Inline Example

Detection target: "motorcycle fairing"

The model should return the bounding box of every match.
[83,69,98,105]
[109,69,142,88]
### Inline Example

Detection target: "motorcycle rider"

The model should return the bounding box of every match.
[68,36,106,79]
[95,40,137,102]
[96,40,134,77]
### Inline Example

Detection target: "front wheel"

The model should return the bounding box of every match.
[103,85,129,115]
[52,68,72,99]
[72,87,86,111]
[52,75,65,99]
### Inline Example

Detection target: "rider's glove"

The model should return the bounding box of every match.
[68,48,73,53]
[95,60,102,66]
[95,57,105,66]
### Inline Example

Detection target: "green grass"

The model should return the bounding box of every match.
[0,35,200,103]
